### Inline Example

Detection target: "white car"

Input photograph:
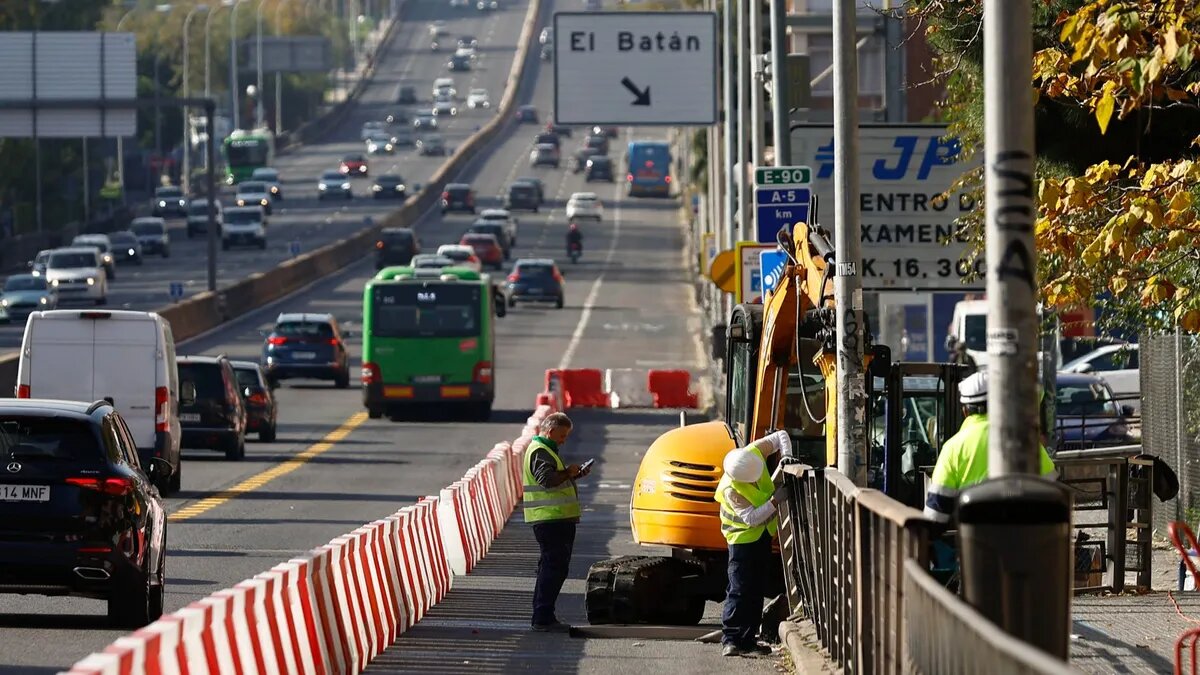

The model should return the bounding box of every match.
[449,0,470,6]
[539,27,553,45]
[43,247,108,305]
[366,133,396,154]
[436,244,483,272]
[222,206,267,250]
[477,208,519,246]
[566,192,603,221]
[234,181,274,214]
[251,167,283,200]
[455,46,476,61]
[432,78,456,98]
[433,98,458,116]
[467,88,491,109]
[71,234,117,279]
[1063,343,1140,411]
[361,121,386,141]
[411,253,456,269]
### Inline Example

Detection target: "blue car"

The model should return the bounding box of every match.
[1054,372,1136,450]
[262,313,351,389]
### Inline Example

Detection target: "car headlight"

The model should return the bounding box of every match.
[179,199,187,206]
[158,200,167,207]
[386,144,394,152]
[271,186,279,194]
[358,166,367,173]
[319,183,329,190]
[341,182,351,190]
[39,296,48,305]
[50,278,59,286]
[0,299,8,307]
[396,184,406,192]
[260,199,268,206]
[372,185,383,192]
[128,248,135,255]
[103,255,113,264]
[237,199,246,205]
[86,277,95,286]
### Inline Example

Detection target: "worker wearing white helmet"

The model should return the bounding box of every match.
[923,371,1057,524]
[714,430,792,658]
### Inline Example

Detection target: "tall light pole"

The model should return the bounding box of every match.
[255,0,266,128]
[113,3,173,205]
[182,4,210,196]
[273,0,302,133]
[230,0,249,131]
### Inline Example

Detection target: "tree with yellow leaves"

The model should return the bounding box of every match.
[910,0,1200,332]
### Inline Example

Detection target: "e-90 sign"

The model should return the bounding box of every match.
[755,166,812,186]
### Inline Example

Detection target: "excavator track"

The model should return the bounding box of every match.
[586,555,708,625]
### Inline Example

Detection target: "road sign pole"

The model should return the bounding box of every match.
[832,0,867,486]
[769,0,791,167]
[737,0,753,242]
[749,0,764,167]
[722,0,737,252]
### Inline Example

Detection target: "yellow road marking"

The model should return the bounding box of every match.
[168,412,369,522]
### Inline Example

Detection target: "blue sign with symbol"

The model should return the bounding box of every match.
[289,240,301,257]
[760,250,789,295]
[169,282,184,301]
[754,187,811,244]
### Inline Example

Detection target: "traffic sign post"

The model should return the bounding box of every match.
[754,164,813,244]
[552,12,718,126]
[289,240,301,257]
[169,282,184,302]
[734,241,775,304]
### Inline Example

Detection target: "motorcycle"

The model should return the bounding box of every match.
[431,40,440,51]
[540,44,553,61]
[567,240,582,263]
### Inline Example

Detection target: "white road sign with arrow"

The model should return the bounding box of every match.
[552,11,718,126]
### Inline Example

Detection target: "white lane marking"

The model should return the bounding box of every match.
[557,178,623,370]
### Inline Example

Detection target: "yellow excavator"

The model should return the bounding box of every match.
[585,222,969,625]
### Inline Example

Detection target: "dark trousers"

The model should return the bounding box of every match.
[531,520,576,625]
[722,534,772,647]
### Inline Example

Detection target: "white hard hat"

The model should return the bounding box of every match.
[960,371,988,405]
[723,448,765,483]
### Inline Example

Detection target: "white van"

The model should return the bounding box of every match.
[16,310,183,493]
[947,299,1062,370]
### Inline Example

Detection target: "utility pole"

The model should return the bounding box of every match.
[832,0,867,485]
[769,0,790,166]
[722,0,736,252]
[736,0,752,241]
[983,0,1038,475]
[749,0,764,166]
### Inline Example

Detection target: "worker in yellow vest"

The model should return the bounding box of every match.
[522,412,591,632]
[715,430,791,657]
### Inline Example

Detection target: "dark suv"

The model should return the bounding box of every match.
[441,183,476,214]
[375,227,422,269]
[506,258,565,308]
[177,355,248,460]
[0,399,167,627]
[585,156,614,182]
[231,361,278,443]
[262,313,352,388]
[505,182,540,212]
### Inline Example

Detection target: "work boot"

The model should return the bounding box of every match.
[722,644,748,657]
[531,620,571,633]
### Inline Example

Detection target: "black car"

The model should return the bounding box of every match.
[514,177,545,205]
[375,227,421,269]
[505,182,540,212]
[593,125,619,138]
[397,84,418,104]
[507,259,564,309]
[231,361,278,443]
[585,155,614,182]
[130,218,170,257]
[546,123,572,138]
[584,133,610,155]
[0,399,167,627]
[458,35,478,48]
[262,313,352,388]
[152,185,188,218]
[107,230,144,265]
[467,222,512,259]
[373,173,409,199]
[571,147,602,173]
[442,183,476,214]
[178,355,247,460]
[386,109,411,126]
[534,131,560,149]
[448,54,471,71]
[515,105,538,123]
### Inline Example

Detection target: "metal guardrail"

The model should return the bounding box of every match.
[778,464,1076,674]
[903,559,1077,674]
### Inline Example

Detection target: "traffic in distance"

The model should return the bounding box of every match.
[0,3,676,633]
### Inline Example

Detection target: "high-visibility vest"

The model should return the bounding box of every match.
[714,443,778,545]
[522,438,581,524]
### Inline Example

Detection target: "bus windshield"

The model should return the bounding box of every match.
[226,140,269,167]
[371,284,481,338]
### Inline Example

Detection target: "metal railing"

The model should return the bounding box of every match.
[903,559,1077,674]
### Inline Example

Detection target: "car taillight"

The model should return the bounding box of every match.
[362,362,381,385]
[155,386,169,433]
[507,273,520,282]
[66,476,134,496]
[473,361,493,384]
[466,195,474,205]
[248,391,269,406]
[267,336,288,345]
[441,191,450,200]
[16,384,30,398]
[553,270,564,283]
[626,174,634,182]
[665,175,672,184]
[328,338,340,346]
[376,241,384,249]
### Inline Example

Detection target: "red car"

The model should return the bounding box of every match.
[339,153,369,177]
[460,233,504,270]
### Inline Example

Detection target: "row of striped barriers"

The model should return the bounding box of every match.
[536,368,699,410]
[66,404,554,675]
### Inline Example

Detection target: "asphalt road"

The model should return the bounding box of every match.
[0,0,529,357]
[0,0,699,668]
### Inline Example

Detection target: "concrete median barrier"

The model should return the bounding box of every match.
[0,0,544,397]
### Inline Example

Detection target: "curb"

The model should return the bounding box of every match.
[778,619,836,674]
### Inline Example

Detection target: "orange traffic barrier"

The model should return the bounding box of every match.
[647,370,698,409]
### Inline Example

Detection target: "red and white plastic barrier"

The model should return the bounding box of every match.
[67,404,555,675]
[541,368,700,410]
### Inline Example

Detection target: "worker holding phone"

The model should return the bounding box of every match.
[522,412,593,632]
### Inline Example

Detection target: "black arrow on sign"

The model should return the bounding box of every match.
[620,77,651,106]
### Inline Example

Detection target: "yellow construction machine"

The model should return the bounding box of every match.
[585,223,969,625]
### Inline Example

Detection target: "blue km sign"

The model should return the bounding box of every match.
[760,250,789,294]
[169,282,184,301]
[289,240,302,257]
[754,186,811,244]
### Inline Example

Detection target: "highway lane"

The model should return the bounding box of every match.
[0,0,530,356]
[0,2,698,668]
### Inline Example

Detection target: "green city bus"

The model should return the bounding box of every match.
[361,266,506,420]
[222,129,274,185]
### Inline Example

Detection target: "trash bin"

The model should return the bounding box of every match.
[957,475,1072,660]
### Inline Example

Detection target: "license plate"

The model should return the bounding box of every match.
[413,375,442,384]
[0,485,49,502]
[180,413,201,423]
[528,288,544,294]
[293,352,317,360]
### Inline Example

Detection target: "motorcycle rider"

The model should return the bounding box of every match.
[566,222,583,255]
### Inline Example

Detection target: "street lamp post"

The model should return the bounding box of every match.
[255,0,266,128]
[113,3,173,206]
[230,0,249,131]
[273,0,296,133]
[182,4,210,196]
